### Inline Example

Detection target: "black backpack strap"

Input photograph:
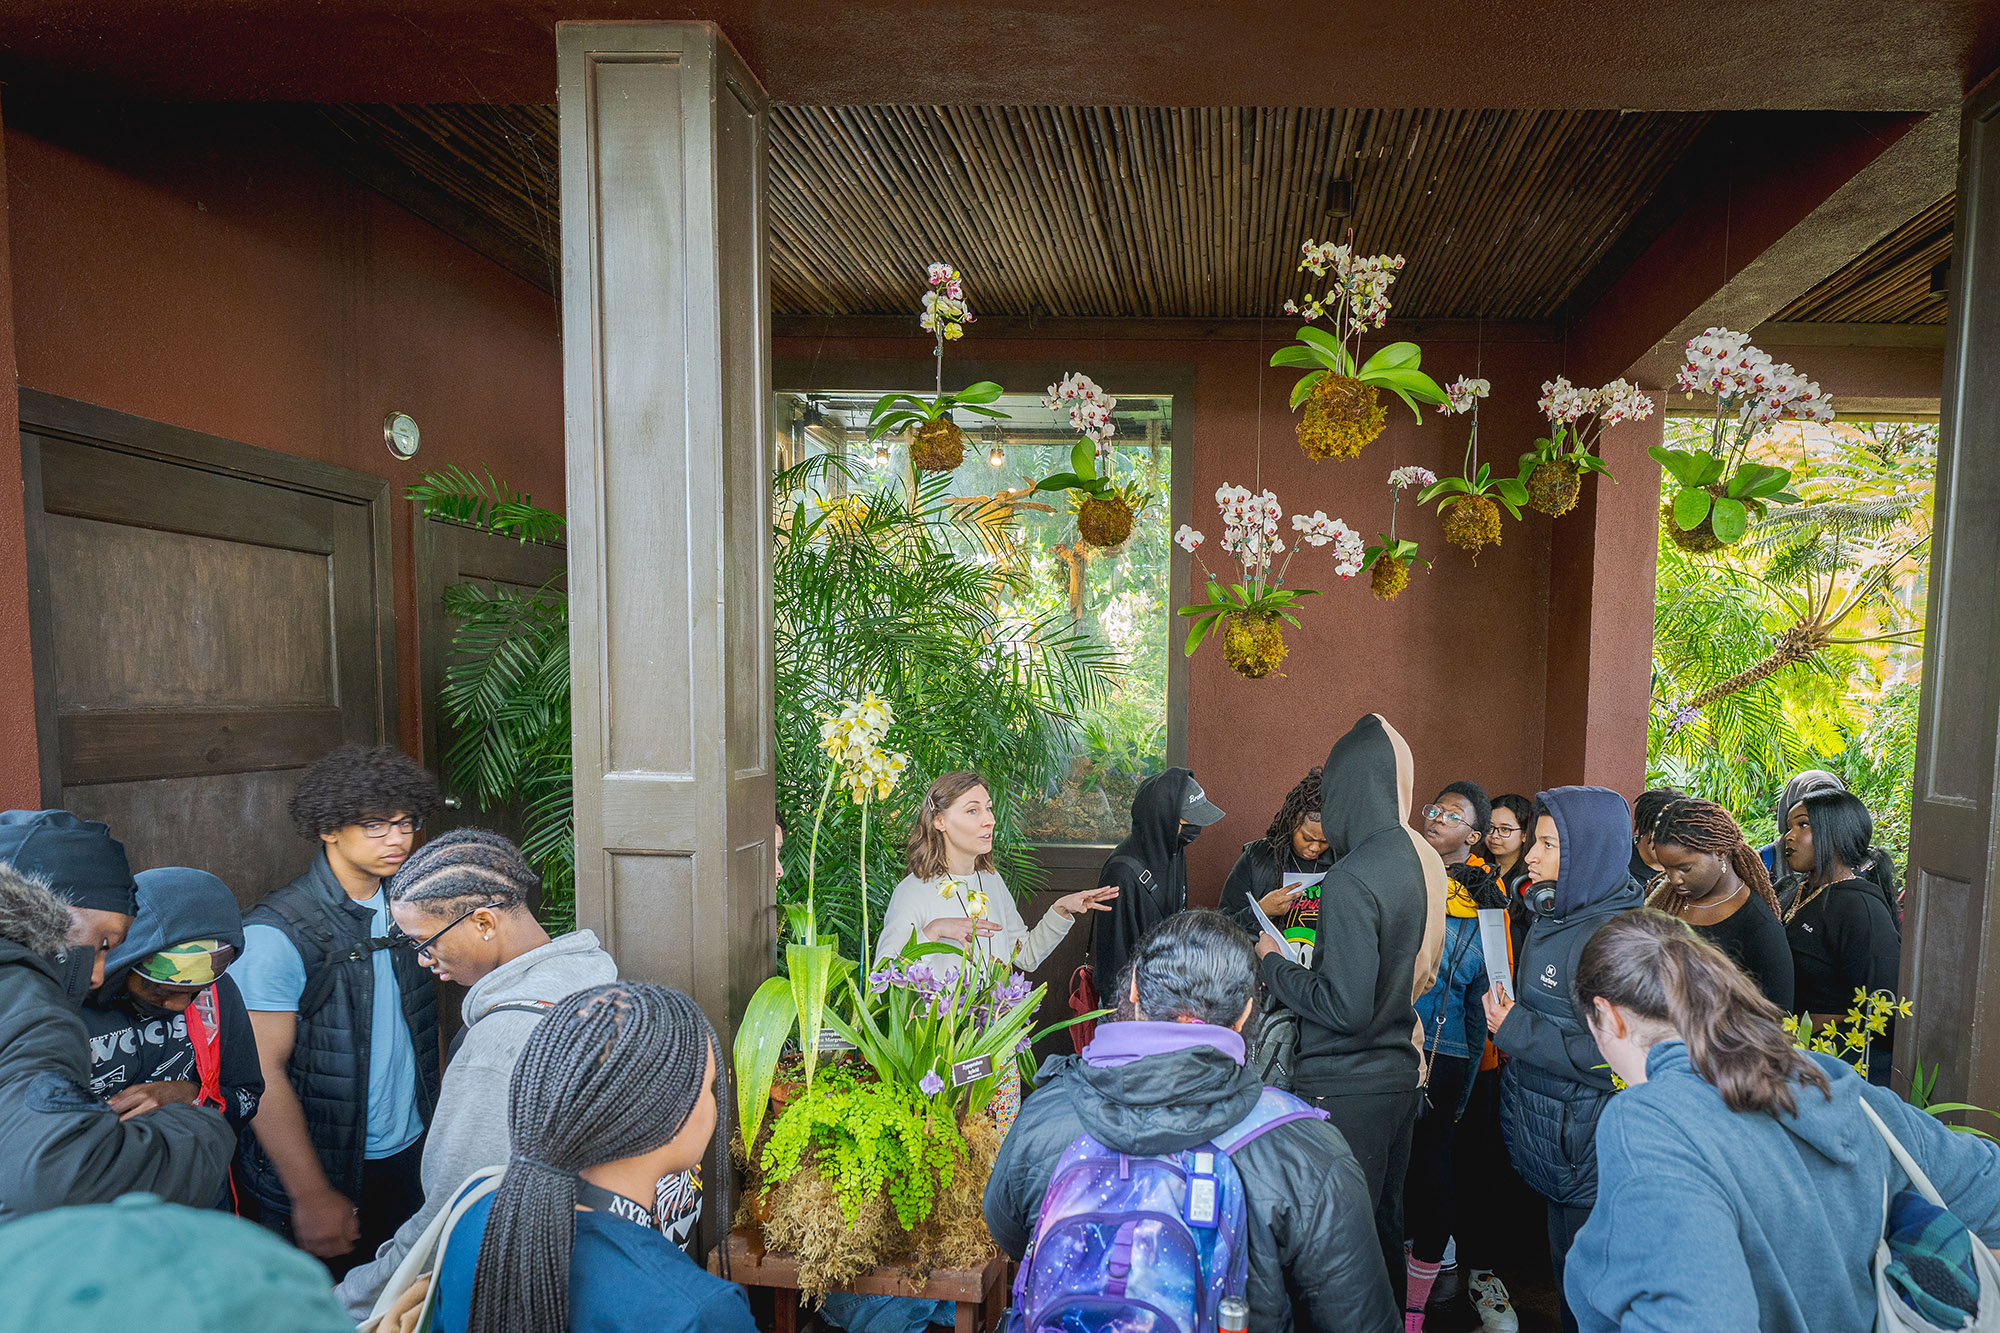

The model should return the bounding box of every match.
[1102,854,1155,892]
[448,998,555,1063]
[253,891,346,1019]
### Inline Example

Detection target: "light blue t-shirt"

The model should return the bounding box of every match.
[236,888,424,1158]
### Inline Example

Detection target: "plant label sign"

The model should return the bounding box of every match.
[950,1054,995,1087]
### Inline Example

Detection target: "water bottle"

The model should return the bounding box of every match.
[1218,1296,1250,1332]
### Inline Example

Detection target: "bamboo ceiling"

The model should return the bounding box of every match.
[1771,193,1954,325]
[308,103,1942,325]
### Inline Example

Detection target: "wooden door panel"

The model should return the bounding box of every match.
[21,390,394,907]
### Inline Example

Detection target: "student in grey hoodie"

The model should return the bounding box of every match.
[1565,908,2000,1332]
[335,830,617,1319]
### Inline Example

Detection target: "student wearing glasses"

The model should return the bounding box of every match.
[335,829,617,1320]
[235,746,442,1274]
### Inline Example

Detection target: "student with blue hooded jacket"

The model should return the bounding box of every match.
[1564,908,2000,1332]
[1481,786,1644,1333]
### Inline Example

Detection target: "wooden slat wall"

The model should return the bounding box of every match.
[313,103,1709,321]
[1773,193,1955,325]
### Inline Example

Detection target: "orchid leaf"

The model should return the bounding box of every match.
[1360,341,1423,374]
[1071,440,1097,481]
[1030,472,1085,494]
[1270,345,1320,369]
[1710,496,1749,544]
[1295,325,1349,370]
[1494,478,1528,506]
[734,976,798,1150]
[954,381,1005,405]
[1289,370,1327,410]
[1672,487,1714,531]
[786,940,838,1094]
[954,403,1009,419]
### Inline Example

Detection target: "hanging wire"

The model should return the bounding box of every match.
[1254,313,1266,496]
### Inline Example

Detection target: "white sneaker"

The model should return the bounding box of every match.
[1469,1270,1519,1333]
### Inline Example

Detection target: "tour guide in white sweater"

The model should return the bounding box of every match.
[875,772,1117,971]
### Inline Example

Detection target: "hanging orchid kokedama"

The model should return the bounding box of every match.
[1653,328,1831,552]
[866,263,1006,472]
[1273,240,1448,460]
[1363,467,1437,600]
[1177,486,1363,678]
[1419,377,1525,562]
[1519,376,1651,516]
[1030,371,1151,548]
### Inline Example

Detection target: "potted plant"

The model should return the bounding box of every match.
[1654,328,1831,552]
[1419,376,1526,561]
[867,263,1008,472]
[1176,485,1363,678]
[1271,240,1448,459]
[1362,466,1436,600]
[1520,376,1652,516]
[1030,371,1152,548]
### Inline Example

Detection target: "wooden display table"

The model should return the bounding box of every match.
[709,1229,1009,1332]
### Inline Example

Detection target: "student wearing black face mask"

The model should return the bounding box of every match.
[0,811,237,1221]
[1089,769,1226,1000]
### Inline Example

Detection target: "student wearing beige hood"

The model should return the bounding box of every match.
[1254,713,1448,1313]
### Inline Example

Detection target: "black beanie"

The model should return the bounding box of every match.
[0,810,136,917]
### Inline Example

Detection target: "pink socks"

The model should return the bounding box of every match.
[1405,1254,1442,1329]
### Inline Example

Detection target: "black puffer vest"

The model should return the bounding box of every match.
[238,854,439,1210]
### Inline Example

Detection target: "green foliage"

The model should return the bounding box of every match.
[1271,334,1447,419]
[1029,437,1152,516]
[1652,445,1799,545]
[1522,428,1615,478]
[1179,579,1316,656]
[735,976,798,1150]
[1649,420,1934,862]
[774,455,1121,956]
[409,466,567,545]
[759,1074,969,1228]
[866,381,1007,438]
[1418,461,1528,519]
[412,472,575,931]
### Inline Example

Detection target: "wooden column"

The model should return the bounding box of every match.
[1903,65,2000,1101]
[557,22,776,1036]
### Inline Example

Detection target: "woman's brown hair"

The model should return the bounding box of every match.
[1644,796,1782,921]
[904,771,998,881]
[1575,908,1829,1116]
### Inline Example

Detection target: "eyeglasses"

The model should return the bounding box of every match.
[359,816,424,839]
[1489,824,1522,838]
[394,903,480,959]
[1422,805,1469,827]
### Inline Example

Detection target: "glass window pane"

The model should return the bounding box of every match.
[774,389,1172,845]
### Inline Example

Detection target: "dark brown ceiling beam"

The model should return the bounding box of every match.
[1566,110,1956,386]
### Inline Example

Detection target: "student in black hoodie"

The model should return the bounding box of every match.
[1481,786,1644,1333]
[1254,714,1447,1310]
[1089,768,1225,998]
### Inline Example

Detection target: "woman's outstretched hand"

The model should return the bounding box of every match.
[1052,884,1120,919]
[926,915,1002,946]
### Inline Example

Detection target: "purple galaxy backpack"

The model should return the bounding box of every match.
[1007,1085,1328,1333]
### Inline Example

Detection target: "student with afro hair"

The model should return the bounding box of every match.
[234,746,441,1274]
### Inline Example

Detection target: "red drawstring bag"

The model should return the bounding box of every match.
[184,986,241,1213]
[1067,964,1100,1054]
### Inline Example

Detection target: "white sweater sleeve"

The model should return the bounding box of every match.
[874,875,936,964]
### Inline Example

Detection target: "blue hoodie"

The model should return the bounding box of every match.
[1495,786,1644,1208]
[1567,1040,2000,1332]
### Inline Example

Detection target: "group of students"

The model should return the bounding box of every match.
[0,722,1975,1333]
[0,744,744,1332]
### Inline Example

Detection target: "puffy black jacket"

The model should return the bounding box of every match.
[1496,785,1643,1209]
[238,854,439,1210]
[0,866,237,1220]
[984,1041,1398,1333]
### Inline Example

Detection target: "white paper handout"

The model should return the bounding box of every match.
[1277,869,1326,894]
[1477,908,1513,1001]
[1248,894,1305,965]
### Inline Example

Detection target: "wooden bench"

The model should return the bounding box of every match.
[709,1229,1009,1333]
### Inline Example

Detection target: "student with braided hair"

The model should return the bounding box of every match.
[1642,798,1794,1013]
[336,829,616,1321]
[1219,765,1333,958]
[429,981,753,1333]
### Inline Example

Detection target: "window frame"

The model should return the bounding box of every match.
[772,354,1192,880]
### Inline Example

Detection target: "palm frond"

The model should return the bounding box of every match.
[410,465,567,545]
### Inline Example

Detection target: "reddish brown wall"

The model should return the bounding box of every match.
[3,101,564,767]
[776,328,1635,904]
[0,105,34,809]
